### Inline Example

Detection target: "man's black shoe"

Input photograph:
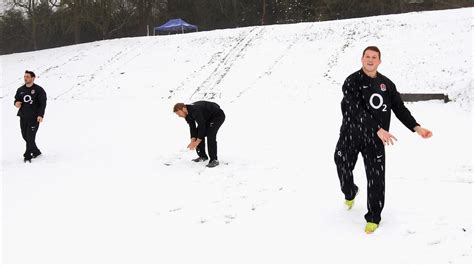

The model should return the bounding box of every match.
[192,157,208,162]
[206,160,219,168]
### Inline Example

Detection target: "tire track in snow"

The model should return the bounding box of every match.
[53,40,146,100]
[188,27,265,101]
[232,24,315,102]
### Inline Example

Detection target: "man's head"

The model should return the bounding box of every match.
[24,70,36,86]
[361,46,381,75]
[173,103,188,118]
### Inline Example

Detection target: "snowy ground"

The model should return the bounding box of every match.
[1,8,472,264]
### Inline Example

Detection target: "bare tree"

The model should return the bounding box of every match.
[13,0,39,50]
[132,0,153,35]
[58,0,85,44]
[85,0,135,40]
[46,0,83,44]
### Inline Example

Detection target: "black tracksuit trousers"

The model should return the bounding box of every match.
[20,117,41,159]
[334,131,385,224]
[196,112,225,161]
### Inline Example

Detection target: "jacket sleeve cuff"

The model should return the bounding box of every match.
[410,123,420,132]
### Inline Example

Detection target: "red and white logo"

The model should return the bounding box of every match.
[31,90,35,94]
[380,83,386,92]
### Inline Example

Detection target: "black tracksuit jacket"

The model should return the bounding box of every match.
[14,84,47,119]
[339,69,419,135]
[185,101,225,139]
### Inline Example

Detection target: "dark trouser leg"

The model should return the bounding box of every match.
[21,117,40,159]
[362,137,385,224]
[196,137,208,159]
[207,114,225,161]
[20,118,28,142]
[334,133,360,201]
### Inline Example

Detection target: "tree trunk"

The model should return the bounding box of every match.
[31,1,38,50]
[137,0,146,36]
[231,0,238,27]
[73,1,81,44]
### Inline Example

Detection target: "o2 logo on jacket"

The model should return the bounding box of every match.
[23,95,34,105]
[369,93,387,112]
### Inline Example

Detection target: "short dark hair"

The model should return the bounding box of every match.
[25,70,36,78]
[173,103,186,112]
[362,46,381,60]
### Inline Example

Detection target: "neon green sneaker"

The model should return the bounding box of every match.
[345,199,355,210]
[365,222,378,234]
[344,187,359,210]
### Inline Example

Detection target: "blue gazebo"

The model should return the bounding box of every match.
[154,18,198,35]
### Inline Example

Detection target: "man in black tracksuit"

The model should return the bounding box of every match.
[14,71,47,163]
[174,101,225,168]
[334,47,432,233]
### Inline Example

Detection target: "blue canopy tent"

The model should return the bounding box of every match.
[154,18,198,35]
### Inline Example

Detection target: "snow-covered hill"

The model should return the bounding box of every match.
[1,8,472,264]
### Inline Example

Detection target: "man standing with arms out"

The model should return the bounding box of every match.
[14,70,47,163]
[334,47,432,233]
[174,101,225,168]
